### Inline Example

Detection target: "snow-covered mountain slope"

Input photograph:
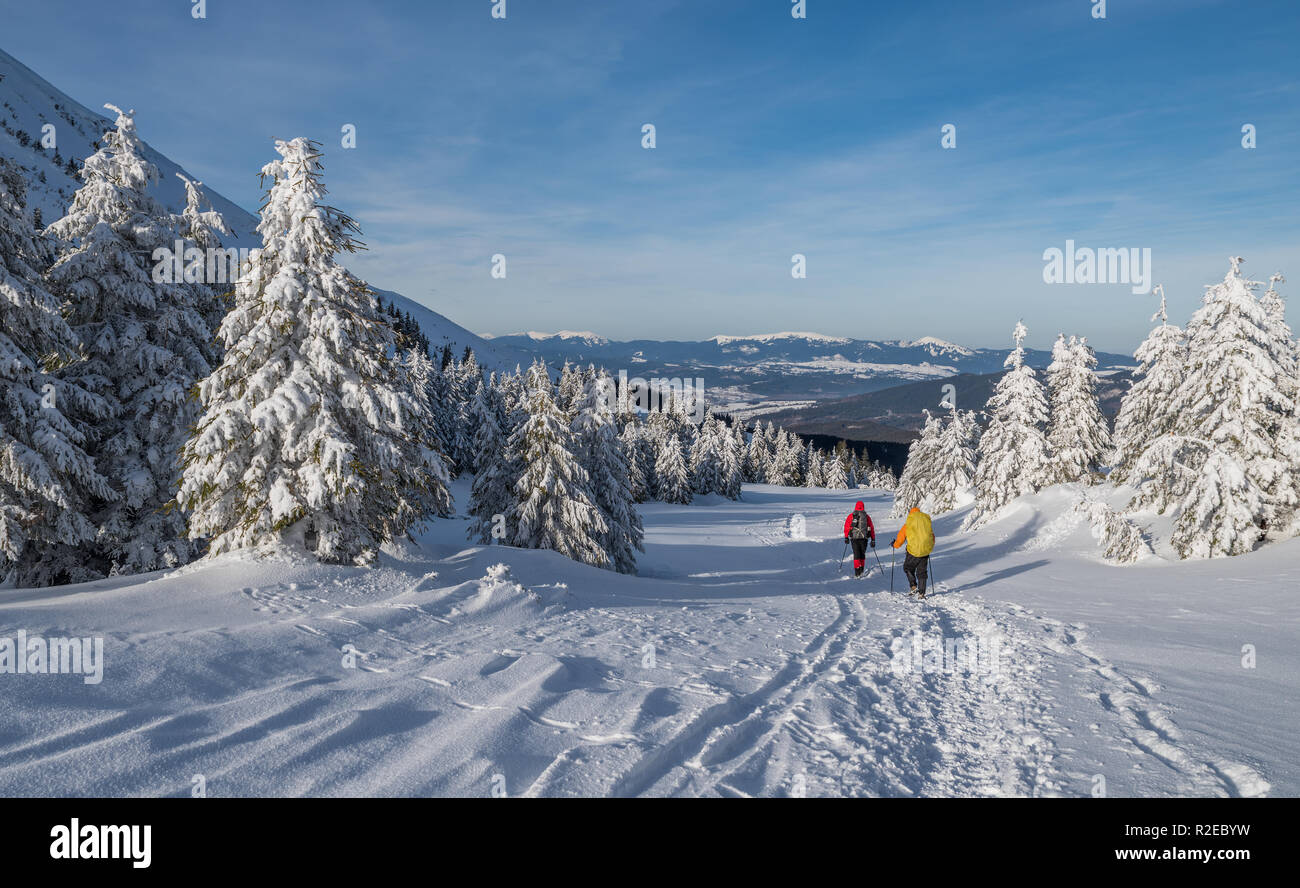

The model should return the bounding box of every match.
[0,480,1290,797]
[373,290,536,371]
[0,47,258,240]
[482,330,1133,407]
[0,45,525,374]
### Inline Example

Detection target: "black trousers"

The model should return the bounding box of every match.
[851,538,869,573]
[903,552,929,592]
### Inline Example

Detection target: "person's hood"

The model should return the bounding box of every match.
[854,501,865,511]
[909,507,920,514]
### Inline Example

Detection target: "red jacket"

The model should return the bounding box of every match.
[844,502,876,541]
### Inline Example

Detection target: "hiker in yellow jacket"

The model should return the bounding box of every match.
[892,507,935,599]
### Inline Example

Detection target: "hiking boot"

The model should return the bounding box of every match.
[917,589,927,600]
[908,586,918,597]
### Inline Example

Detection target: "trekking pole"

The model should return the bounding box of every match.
[871,542,884,575]
[838,540,848,574]
[928,554,937,592]
[890,547,895,593]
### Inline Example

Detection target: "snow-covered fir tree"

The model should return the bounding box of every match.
[173,172,235,331]
[823,451,850,490]
[1154,258,1294,556]
[1111,286,1186,484]
[964,321,1053,529]
[1046,334,1112,483]
[719,420,744,499]
[690,411,726,494]
[744,421,771,482]
[498,362,608,566]
[465,374,499,476]
[0,158,113,585]
[927,406,979,513]
[892,410,942,517]
[619,421,650,503]
[571,370,644,573]
[803,444,824,488]
[768,429,803,486]
[45,105,216,575]
[177,138,450,563]
[654,430,693,504]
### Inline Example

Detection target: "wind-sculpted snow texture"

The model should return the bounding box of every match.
[0,482,1288,797]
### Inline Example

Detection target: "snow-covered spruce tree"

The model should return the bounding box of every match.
[769,429,802,486]
[1046,334,1111,483]
[0,157,114,585]
[440,355,475,476]
[464,374,498,475]
[403,345,455,498]
[927,406,978,513]
[689,411,725,494]
[45,105,216,575]
[964,321,1053,529]
[466,397,518,546]
[1110,286,1186,484]
[743,420,770,482]
[619,420,650,503]
[571,371,643,573]
[719,419,744,499]
[823,451,849,490]
[1154,258,1293,556]
[173,173,235,332]
[178,138,450,563]
[503,362,608,566]
[892,409,942,517]
[654,430,693,504]
[1260,272,1300,531]
[803,446,823,488]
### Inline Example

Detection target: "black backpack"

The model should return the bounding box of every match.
[850,510,869,539]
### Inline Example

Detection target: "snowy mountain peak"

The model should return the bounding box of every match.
[709,332,854,346]
[899,336,976,356]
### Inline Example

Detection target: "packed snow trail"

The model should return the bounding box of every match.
[0,484,1288,797]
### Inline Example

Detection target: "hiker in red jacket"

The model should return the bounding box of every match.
[842,501,877,578]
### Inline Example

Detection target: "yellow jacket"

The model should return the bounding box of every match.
[892,508,935,557]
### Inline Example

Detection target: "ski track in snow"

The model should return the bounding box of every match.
[0,487,1279,797]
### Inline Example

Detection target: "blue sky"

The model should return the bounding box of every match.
[4,0,1298,351]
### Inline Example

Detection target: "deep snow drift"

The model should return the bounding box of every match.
[0,481,1292,797]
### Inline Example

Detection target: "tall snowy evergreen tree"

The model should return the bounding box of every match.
[654,430,692,504]
[892,410,942,517]
[1046,334,1111,483]
[173,173,235,331]
[177,138,450,563]
[1153,258,1294,556]
[922,406,979,514]
[0,158,113,585]
[768,429,802,486]
[689,411,734,496]
[45,105,215,575]
[744,420,770,482]
[803,445,824,487]
[1111,286,1186,484]
[964,321,1053,529]
[506,362,608,566]
[823,451,849,490]
[572,370,644,573]
[619,421,650,503]
[464,374,498,475]
[719,419,745,499]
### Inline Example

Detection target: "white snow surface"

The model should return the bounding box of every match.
[0,481,1292,797]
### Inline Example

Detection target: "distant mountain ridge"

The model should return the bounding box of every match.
[482,329,1134,407]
